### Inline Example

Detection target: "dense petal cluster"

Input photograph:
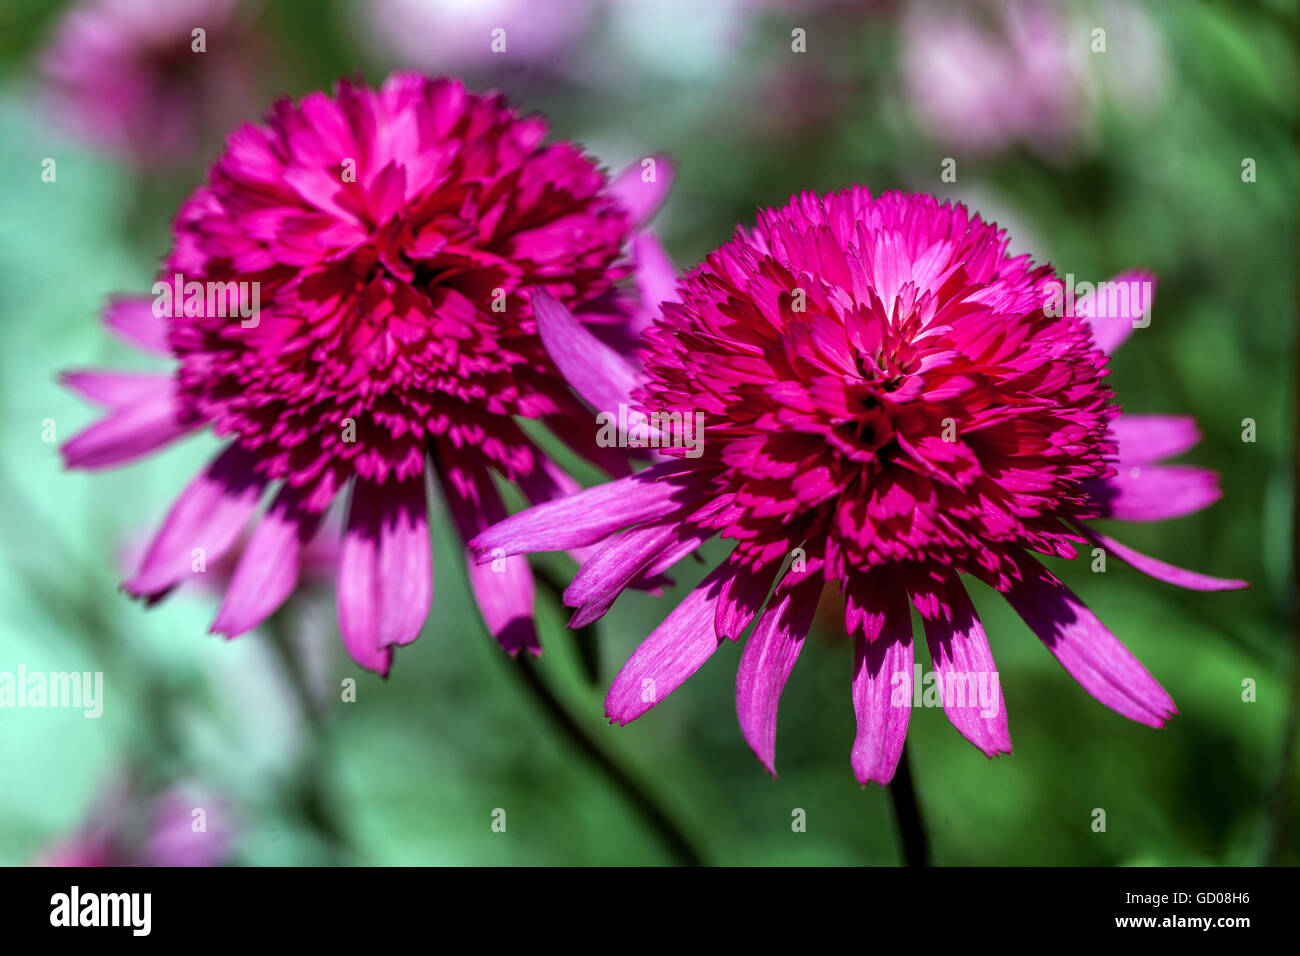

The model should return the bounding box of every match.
[475,186,1245,783]
[63,73,674,674]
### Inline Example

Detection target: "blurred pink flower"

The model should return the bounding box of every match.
[354,0,595,73]
[902,0,1088,160]
[901,0,1167,163]
[41,0,263,167]
[36,777,233,867]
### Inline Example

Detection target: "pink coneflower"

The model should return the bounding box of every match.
[472,187,1245,783]
[41,0,263,167]
[35,778,232,867]
[62,73,675,675]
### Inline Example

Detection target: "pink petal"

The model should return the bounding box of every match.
[210,484,328,638]
[1078,270,1155,354]
[912,572,1012,758]
[631,232,679,334]
[736,573,823,776]
[433,443,538,655]
[61,384,197,470]
[714,556,780,641]
[103,295,171,355]
[851,581,914,786]
[60,370,172,409]
[126,444,268,597]
[609,153,675,225]
[1088,465,1221,522]
[606,565,728,724]
[468,460,698,559]
[1076,524,1247,592]
[532,288,643,415]
[337,472,432,675]
[1004,553,1176,727]
[1109,414,1200,465]
[564,519,713,628]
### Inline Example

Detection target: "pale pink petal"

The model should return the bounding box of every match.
[736,573,823,776]
[609,153,675,225]
[1076,524,1247,592]
[1109,413,1199,464]
[1088,465,1221,522]
[912,572,1012,757]
[337,472,432,674]
[851,580,914,786]
[103,295,171,356]
[532,288,643,415]
[606,565,728,724]
[61,386,197,470]
[434,442,538,655]
[631,232,679,334]
[1004,553,1176,727]
[60,370,172,409]
[211,484,328,637]
[1077,270,1155,354]
[564,519,713,628]
[714,556,780,641]
[468,460,698,559]
[126,444,267,597]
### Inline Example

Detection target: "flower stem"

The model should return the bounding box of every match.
[264,612,352,865]
[888,744,931,866]
[510,654,704,865]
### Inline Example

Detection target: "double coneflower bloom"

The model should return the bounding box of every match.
[63,74,674,674]
[473,186,1245,783]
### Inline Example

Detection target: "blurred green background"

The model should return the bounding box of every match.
[0,0,1294,865]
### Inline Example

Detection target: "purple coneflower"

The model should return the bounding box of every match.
[472,186,1245,783]
[62,73,675,674]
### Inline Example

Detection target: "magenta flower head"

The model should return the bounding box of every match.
[472,187,1246,784]
[41,0,263,167]
[61,73,675,674]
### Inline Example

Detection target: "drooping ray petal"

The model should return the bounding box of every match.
[1109,414,1199,465]
[609,153,675,225]
[211,483,327,637]
[337,471,432,674]
[532,288,644,416]
[126,444,268,597]
[714,555,781,641]
[631,232,680,334]
[61,386,198,470]
[60,370,173,409]
[1087,465,1221,522]
[1076,523,1247,592]
[103,295,172,356]
[736,572,824,776]
[1004,552,1175,727]
[851,578,914,786]
[433,441,538,655]
[468,460,699,559]
[912,571,1012,757]
[606,565,729,724]
[1077,270,1155,354]
[564,519,712,629]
